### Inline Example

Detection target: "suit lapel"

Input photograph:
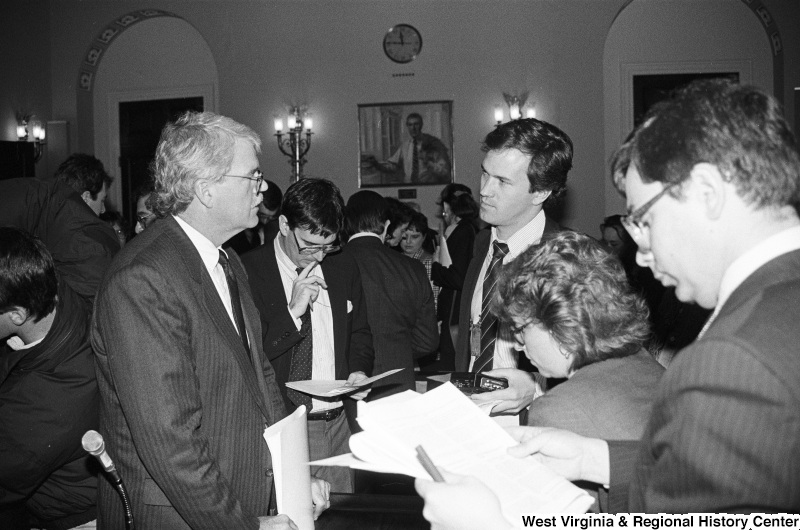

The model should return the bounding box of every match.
[456,229,490,371]
[164,217,272,422]
[710,249,800,334]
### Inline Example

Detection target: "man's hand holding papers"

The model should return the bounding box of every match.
[507,426,610,485]
[311,382,594,522]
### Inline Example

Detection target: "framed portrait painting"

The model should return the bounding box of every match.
[358,100,454,187]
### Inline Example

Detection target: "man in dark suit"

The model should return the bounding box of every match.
[342,190,439,400]
[92,111,329,529]
[242,178,374,494]
[500,80,800,514]
[454,118,573,415]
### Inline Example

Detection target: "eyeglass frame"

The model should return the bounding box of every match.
[509,320,532,341]
[223,169,264,192]
[136,212,156,227]
[620,181,679,241]
[290,229,341,256]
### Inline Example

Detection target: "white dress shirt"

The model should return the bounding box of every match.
[174,215,243,338]
[469,210,546,371]
[273,236,339,412]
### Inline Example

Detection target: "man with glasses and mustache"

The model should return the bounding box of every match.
[92,111,329,529]
[242,178,374,494]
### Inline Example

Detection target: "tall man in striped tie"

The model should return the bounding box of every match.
[454,118,573,416]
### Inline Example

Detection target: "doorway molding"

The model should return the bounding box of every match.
[105,84,216,211]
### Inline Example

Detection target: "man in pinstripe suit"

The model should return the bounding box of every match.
[500,80,800,514]
[92,112,328,529]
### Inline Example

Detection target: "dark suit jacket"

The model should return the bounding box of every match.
[341,236,438,400]
[91,215,287,529]
[432,219,476,325]
[241,241,374,426]
[454,217,561,371]
[608,249,800,513]
[0,178,119,304]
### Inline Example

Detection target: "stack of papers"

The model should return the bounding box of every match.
[311,382,594,521]
[285,368,404,397]
[263,406,313,530]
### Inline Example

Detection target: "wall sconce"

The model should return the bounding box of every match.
[494,92,536,125]
[16,112,47,163]
[274,106,313,182]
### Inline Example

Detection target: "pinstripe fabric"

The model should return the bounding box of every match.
[609,249,800,513]
[91,216,287,529]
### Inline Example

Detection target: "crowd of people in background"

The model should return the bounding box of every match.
[2,78,799,529]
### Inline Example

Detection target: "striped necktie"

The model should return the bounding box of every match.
[473,241,509,373]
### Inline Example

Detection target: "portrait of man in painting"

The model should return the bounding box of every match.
[359,100,454,187]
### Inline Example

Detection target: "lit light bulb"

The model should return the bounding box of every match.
[494,107,503,124]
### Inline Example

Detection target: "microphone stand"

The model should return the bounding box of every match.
[107,468,135,530]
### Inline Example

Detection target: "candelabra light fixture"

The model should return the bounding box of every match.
[15,112,47,163]
[494,92,536,125]
[274,106,313,182]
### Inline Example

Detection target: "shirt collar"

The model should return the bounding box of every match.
[490,209,546,260]
[716,224,800,310]
[6,335,44,350]
[174,214,223,274]
[349,232,383,242]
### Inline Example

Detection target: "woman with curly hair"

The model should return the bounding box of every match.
[415,231,664,521]
[493,230,663,440]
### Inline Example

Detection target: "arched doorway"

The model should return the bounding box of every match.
[602,0,777,215]
[77,11,218,221]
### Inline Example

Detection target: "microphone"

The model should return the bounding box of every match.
[82,430,117,474]
[82,430,135,529]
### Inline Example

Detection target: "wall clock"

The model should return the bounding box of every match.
[383,24,422,64]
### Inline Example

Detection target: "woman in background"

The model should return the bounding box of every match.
[401,211,440,312]
[428,190,479,370]
[384,197,414,250]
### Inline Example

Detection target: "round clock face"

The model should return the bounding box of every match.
[383,24,422,64]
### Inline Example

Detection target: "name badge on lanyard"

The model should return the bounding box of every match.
[470,321,482,358]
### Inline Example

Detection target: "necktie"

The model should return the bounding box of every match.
[411,139,420,181]
[473,241,509,373]
[287,267,313,409]
[218,250,251,359]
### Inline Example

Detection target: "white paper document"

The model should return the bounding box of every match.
[285,368,404,397]
[311,383,594,520]
[263,406,313,530]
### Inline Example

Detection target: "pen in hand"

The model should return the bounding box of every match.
[416,445,445,483]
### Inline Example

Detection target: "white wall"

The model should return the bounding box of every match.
[92,17,218,211]
[603,0,773,215]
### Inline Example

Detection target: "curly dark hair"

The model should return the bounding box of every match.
[492,231,650,371]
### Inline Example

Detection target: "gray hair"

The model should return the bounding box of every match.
[150,111,261,216]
